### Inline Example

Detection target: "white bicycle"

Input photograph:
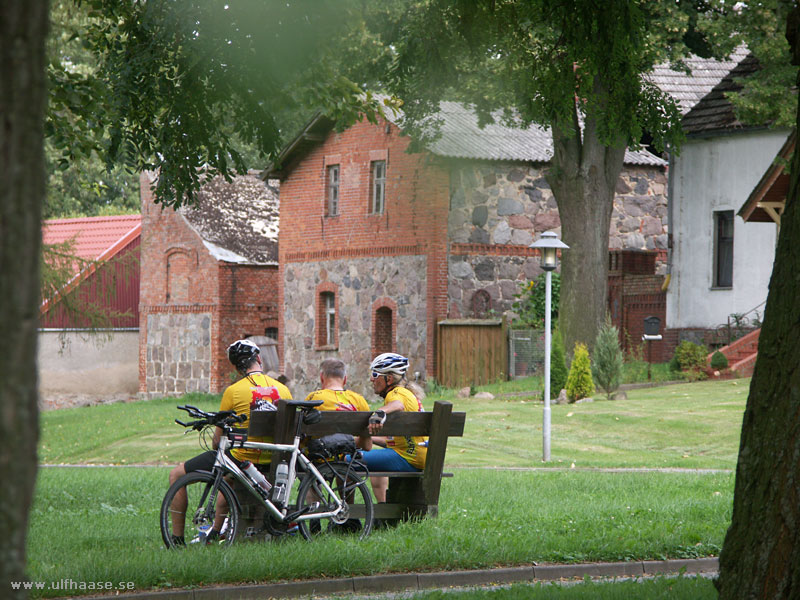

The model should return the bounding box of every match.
[160,400,374,548]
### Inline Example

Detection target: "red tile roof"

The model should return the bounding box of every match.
[42,215,141,260]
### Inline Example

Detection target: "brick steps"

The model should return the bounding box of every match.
[709,328,760,377]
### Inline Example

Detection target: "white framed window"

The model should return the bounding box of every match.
[327,164,340,216]
[713,210,734,288]
[371,160,385,214]
[323,292,335,346]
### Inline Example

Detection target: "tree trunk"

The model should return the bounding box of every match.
[546,89,626,358]
[716,8,800,598]
[0,3,48,597]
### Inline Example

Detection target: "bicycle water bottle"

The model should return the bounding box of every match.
[272,461,289,505]
[241,460,272,495]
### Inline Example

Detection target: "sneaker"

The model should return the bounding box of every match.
[170,534,186,547]
[331,518,363,534]
[203,529,221,545]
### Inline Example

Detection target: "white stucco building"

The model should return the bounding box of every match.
[666,53,787,336]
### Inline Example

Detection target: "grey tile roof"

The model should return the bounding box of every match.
[647,46,750,115]
[405,102,665,166]
[180,172,279,265]
[681,52,761,135]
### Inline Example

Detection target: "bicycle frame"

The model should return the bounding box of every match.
[212,431,344,524]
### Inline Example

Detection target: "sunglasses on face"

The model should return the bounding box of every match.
[371,371,381,380]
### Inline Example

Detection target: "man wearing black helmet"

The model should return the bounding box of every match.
[166,339,291,545]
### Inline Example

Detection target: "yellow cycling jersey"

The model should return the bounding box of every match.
[219,372,292,464]
[305,388,370,412]
[383,386,427,469]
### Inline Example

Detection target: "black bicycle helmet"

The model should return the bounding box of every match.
[227,339,260,372]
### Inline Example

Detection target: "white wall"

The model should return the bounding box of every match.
[38,330,139,395]
[667,129,787,329]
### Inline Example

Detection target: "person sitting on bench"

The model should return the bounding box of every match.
[361,352,427,502]
[305,358,372,451]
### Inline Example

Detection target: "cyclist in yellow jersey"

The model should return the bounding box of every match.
[305,358,372,450]
[361,352,427,503]
[166,339,291,545]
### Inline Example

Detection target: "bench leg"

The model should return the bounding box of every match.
[386,477,428,522]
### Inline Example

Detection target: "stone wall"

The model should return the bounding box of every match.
[283,254,427,400]
[447,162,667,318]
[145,312,212,395]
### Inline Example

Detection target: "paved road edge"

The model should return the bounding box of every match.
[75,557,719,600]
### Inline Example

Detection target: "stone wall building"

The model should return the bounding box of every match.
[139,171,281,396]
[267,104,668,399]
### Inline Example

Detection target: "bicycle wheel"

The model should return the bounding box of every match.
[295,463,373,541]
[160,471,240,549]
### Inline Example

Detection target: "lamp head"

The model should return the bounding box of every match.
[530,231,569,272]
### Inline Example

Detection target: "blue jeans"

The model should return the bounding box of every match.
[357,447,420,472]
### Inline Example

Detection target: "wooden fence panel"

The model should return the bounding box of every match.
[436,319,508,388]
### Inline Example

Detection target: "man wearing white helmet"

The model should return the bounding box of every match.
[165,339,291,545]
[361,352,427,503]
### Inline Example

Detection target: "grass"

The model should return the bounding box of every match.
[27,467,732,598]
[352,577,717,600]
[40,379,749,470]
[32,377,748,597]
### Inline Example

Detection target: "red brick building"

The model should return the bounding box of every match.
[267,105,668,397]
[139,171,281,396]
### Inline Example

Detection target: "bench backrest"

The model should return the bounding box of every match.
[248,400,466,439]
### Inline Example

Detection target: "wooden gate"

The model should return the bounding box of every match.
[436,319,508,388]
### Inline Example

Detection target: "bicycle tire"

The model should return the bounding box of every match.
[295,463,373,541]
[160,471,240,549]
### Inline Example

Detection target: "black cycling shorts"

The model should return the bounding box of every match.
[183,449,244,473]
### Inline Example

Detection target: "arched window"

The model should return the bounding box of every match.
[316,281,338,349]
[374,307,393,354]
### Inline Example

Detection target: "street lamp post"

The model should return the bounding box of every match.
[530,231,569,462]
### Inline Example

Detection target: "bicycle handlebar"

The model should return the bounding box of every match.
[175,405,247,430]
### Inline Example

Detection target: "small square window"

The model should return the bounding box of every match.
[371,160,385,214]
[327,165,339,216]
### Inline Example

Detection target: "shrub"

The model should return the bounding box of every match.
[592,318,624,400]
[672,341,709,378]
[550,325,568,399]
[710,350,729,370]
[511,272,561,329]
[668,353,681,373]
[566,342,594,402]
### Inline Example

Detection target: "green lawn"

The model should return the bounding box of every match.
[355,577,717,600]
[28,467,731,598]
[31,378,747,598]
[40,379,749,470]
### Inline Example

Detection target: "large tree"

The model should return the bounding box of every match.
[6,1,387,594]
[380,0,736,353]
[1,3,49,595]
[716,6,800,598]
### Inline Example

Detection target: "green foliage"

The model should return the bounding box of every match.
[511,272,560,329]
[550,326,568,399]
[592,318,624,399]
[46,1,395,207]
[669,352,681,373]
[710,350,729,370]
[672,341,709,380]
[566,342,594,402]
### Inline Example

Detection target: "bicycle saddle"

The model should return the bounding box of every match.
[286,400,324,410]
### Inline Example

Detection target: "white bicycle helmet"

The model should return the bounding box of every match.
[370,352,409,377]
[227,339,260,371]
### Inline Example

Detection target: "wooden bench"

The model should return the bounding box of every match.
[249,400,466,522]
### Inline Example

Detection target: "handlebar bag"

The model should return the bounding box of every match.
[307,433,356,460]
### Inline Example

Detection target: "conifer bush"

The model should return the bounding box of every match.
[550,325,568,399]
[566,342,594,402]
[592,318,624,399]
[710,350,729,370]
